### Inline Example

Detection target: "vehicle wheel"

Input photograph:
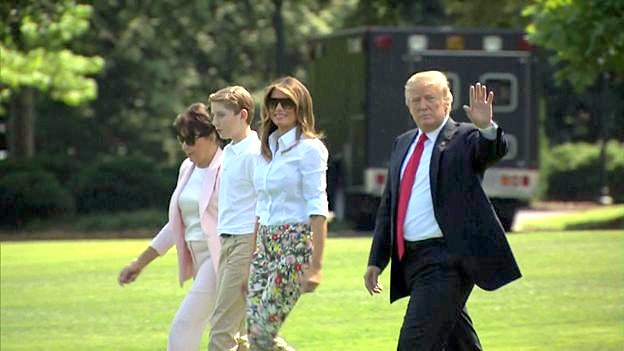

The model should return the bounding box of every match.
[348,194,379,231]
[497,212,515,232]
[491,199,523,232]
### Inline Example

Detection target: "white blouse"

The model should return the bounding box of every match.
[178,166,209,242]
[253,127,329,225]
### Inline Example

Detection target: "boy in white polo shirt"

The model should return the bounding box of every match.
[208,86,259,351]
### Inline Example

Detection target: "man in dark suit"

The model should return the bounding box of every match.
[364,71,521,350]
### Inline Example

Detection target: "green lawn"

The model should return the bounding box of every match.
[517,205,624,231]
[1,231,623,350]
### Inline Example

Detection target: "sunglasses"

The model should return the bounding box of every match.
[266,97,296,110]
[177,134,204,146]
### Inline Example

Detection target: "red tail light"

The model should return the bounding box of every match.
[376,174,386,185]
[518,37,534,51]
[374,35,393,49]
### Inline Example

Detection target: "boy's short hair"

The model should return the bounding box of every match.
[208,86,255,124]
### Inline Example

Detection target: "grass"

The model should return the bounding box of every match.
[1,231,623,350]
[518,205,624,231]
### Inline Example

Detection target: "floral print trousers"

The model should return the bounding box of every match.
[246,223,313,351]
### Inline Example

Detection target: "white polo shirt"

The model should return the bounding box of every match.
[217,131,261,235]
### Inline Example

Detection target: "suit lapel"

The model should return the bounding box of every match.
[198,148,223,216]
[389,129,418,237]
[430,118,459,202]
[392,129,419,194]
[168,161,194,232]
[176,164,194,199]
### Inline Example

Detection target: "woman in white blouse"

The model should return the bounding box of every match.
[118,103,223,350]
[246,76,329,350]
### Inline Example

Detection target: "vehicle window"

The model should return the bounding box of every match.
[479,73,518,113]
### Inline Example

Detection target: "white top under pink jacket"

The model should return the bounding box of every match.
[150,148,222,286]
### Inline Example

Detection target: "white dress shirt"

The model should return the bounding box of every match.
[400,117,498,241]
[217,131,261,235]
[254,127,329,226]
[179,167,209,242]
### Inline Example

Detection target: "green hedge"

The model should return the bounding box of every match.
[72,208,167,232]
[0,161,75,227]
[1,156,178,227]
[73,156,176,213]
[546,141,624,202]
[31,154,82,188]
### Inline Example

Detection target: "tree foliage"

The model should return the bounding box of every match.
[8,0,617,163]
[37,0,355,163]
[0,1,104,109]
[524,0,624,91]
[344,0,445,26]
[442,0,530,29]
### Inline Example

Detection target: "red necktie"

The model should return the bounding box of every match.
[396,133,428,260]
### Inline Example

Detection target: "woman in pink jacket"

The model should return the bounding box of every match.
[118,103,223,350]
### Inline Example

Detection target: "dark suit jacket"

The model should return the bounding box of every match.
[368,118,522,303]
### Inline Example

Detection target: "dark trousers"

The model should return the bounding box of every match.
[397,239,482,351]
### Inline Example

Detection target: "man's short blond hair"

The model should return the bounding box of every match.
[208,85,255,124]
[405,71,453,112]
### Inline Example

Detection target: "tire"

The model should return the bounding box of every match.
[347,194,379,231]
[497,211,515,232]
[491,198,524,232]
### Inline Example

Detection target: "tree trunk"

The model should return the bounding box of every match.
[273,0,287,76]
[8,88,36,158]
[597,73,612,204]
[7,3,36,159]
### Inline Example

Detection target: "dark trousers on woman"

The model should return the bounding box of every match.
[397,239,482,351]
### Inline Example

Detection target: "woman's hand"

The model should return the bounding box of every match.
[118,246,158,286]
[301,264,322,293]
[303,215,327,293]
[118,261,142,285]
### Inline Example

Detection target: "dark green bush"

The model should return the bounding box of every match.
[72,208,167,232]
[606,145,624,203]
[546,141,624,202]
[74,156,175,213]
[0,163,75,227]
[32,154,81,188]
[0,158,40,174]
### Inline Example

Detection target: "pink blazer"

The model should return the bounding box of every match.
[150,148,223,286]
